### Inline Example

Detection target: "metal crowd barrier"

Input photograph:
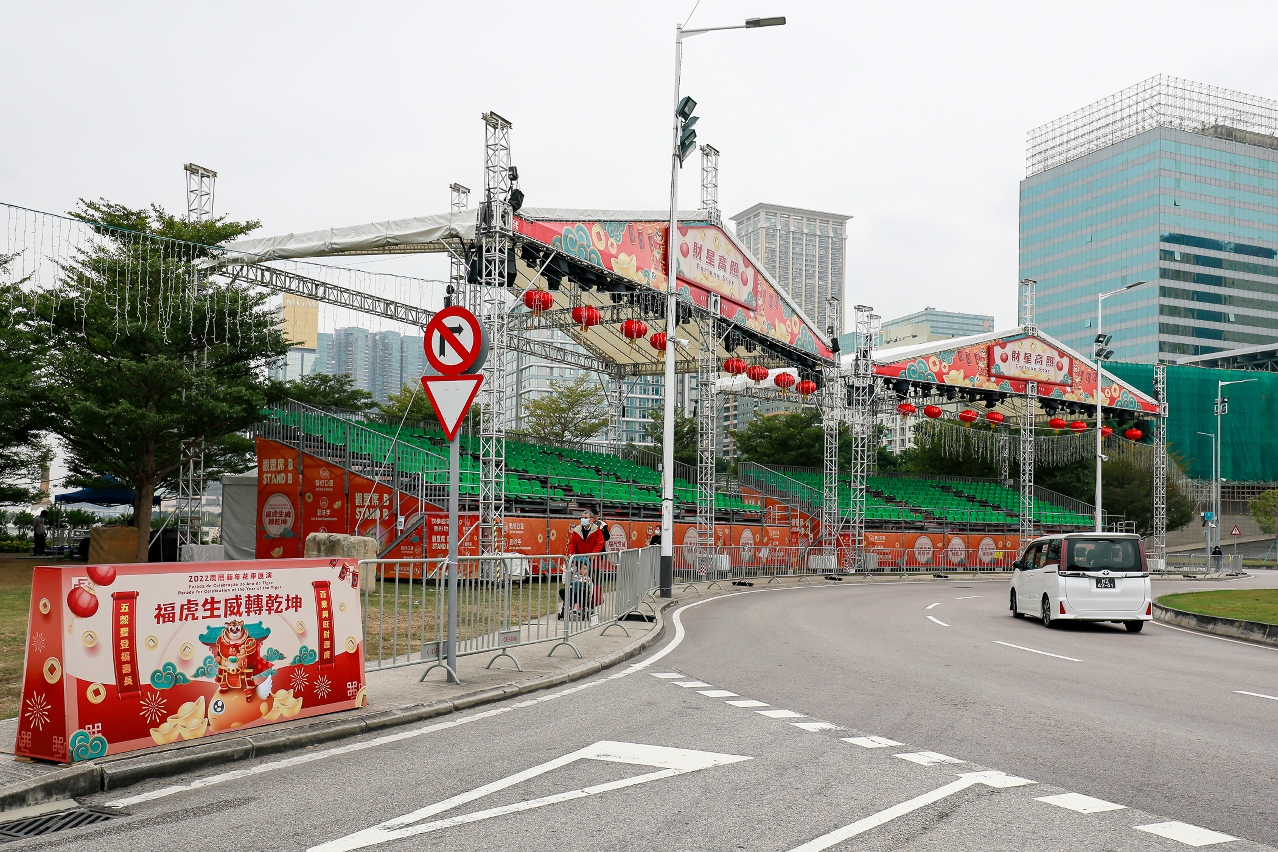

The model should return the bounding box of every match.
[358,546,661,680]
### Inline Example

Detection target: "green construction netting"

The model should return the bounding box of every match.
[1107,362,1278,482]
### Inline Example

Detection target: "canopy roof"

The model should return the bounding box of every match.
[221,207,836,373]
[870,327,1160,414]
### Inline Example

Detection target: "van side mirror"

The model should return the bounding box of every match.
[1012,560,1021,571]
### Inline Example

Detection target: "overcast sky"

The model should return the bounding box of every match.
[5,0,1278,331]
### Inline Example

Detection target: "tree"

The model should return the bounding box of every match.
[1037,456,1195,536]
[521,375,609,446]
[63,508,101,529]
[39,200,288,562]
[644,404,698,469]
[266,372,377,414]
[732,408,852,470]
[0,254,53,504]
[378,382,436,422]
[12,511,34,538]
[1250,489,1278,536]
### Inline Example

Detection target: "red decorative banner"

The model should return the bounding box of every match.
[313,581,334,669]
[111,591,140,697]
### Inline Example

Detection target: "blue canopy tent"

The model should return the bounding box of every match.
[54,488,159,507]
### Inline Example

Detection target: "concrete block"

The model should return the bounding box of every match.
[304,534,379,589]
[0,764,101,813]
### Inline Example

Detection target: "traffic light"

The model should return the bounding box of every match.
[677,96,699,165]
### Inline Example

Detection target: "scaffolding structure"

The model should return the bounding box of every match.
[846,305,876,569]
[1019,382,1038,547]
[696,313,719,550]
[476,112,512,555]
[821,365,841,561]
[176,163,217,559]
[700,144,720,226]
[1027,75,1278,176]
[1151,363,1168,568]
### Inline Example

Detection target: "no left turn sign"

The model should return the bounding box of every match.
[425,306,487,376]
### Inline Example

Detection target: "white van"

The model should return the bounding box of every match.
[1009,533,1152,632]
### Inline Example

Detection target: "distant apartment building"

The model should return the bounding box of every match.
[1021,75,1278,362]
[730,203,851,337]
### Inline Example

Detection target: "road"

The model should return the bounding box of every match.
[22,573,1278,850]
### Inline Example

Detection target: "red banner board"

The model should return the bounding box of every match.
[15,560,366,763]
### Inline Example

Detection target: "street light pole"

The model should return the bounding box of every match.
[1213,378,1256,551]
[1197,430,1216,567]
[1093,280,1145,532]
[660,15,784,598]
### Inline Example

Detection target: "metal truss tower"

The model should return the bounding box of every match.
[1019,382,1038,547]
[847,306,876,570]
[476,112,512,555]
[1151,363,1169,569]
[696,313,719,550]
[449,182,470,302]
[821,365,841,564]
[607,377,625,453]
[700,144,720,226]
[177,163,218,559]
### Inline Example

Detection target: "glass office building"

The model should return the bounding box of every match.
[1020,75,1278,362]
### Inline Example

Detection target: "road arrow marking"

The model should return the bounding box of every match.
[785,771,1035,852]
[309,741,750,852]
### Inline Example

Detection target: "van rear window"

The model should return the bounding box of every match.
[1066,539,1141,571]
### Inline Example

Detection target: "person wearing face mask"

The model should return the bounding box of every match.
[560,506,609,619]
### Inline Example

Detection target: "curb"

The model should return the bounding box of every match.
[1153,601,1278,648]
[0,599,676,813]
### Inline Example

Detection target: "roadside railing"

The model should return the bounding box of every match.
[359,546,661,679]
[670,542,1017,585]
[1164,552,1245,575]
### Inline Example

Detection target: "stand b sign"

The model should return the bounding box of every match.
[422,307,487,441]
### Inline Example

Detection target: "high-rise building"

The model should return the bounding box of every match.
[730,204,851,337]
[1021,75,1278,362]
[878,308,994,348]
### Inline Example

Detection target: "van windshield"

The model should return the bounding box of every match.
[1066,539,1142,572]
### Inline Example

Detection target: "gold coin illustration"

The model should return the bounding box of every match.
[38,598,50,615]
[295,620,306,634]
[43,657,62,684]
[86,683,106,704]
[338,602,347,612]
[355,686,367,707]
[145,635,158,650]
[345,636,358,653]
[179,642,194,660]
[81,631,97,648]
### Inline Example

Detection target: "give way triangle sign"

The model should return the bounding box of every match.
[420,374,483,441]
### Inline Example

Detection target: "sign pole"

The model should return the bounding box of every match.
[447,434,459,682]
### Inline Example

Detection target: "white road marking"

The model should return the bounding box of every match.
[673,681,712,688]
[926,602,941,610]
[842,736,902,749]
[927,616,949,627]
[309,741,751,852]
[696,689,738,698]
[993,640,1081,662]
[649,672,684,678]
[726,699,769,708]
[1152,620,1278,651]
[1235,690,1278,702]
[757,709,806,719]
[1036,792,1126,813]
[1136,821,1237,846]
[955,595,982,600]
[785,771,1034,852]
[894,751,963,766]
[792,722,841,732]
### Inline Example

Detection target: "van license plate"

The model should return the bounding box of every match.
[1095,578,1116,589]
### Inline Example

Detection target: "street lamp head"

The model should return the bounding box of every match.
[676,95,697,120]
[1124,280,1147,290]
[745,16,786,27]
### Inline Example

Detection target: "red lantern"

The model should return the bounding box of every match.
[87,565,116,587]
[796,379,818,397]
[745,365,769,385]
[522,289,553,316]
[1101,425,1113,438]
[1048,417,1067,431]
[67,585,98,619]
[620,318,648,347]
[897,402,917,417]
[985,411,1005,425]
[1069,420,1087,433]
[958,409,978,425]
[723,357,747,376]
[649,332,667,351]
[774,372,796,395]
[1125,427,1143,441]
[923,404,943,419]
[571,304,601,331]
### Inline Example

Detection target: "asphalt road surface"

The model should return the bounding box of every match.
[25,573,1278,851]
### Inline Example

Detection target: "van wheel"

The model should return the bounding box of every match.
[1125,620,1144,633]
[1041,595,1053,628]
[1010,590,1022,618]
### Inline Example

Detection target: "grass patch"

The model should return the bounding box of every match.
[1158,589,1278,626]
[0,559,37,720]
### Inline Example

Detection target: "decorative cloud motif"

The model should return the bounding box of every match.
[68,729,107,762]
[150,661,191,690]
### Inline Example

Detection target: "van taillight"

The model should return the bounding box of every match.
[1146,602,1152,616]
[1060,601,1066,615]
